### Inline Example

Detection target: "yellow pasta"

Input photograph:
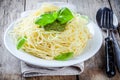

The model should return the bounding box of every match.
[11,4,91,60]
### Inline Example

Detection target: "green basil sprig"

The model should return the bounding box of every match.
[35,7,74,31]
[54,52,74,61]
[17,36,27,49]
[57,7,74,24]
[35,11,58,26]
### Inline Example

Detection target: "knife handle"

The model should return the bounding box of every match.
[111,32,120,72]
[105,37,116,77]
[117,24,120,37]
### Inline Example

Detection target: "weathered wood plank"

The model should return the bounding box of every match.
[1,0,120,80]
[0,0,25,80]
[23,0,77,80]
[109,0,120,21]
[68,0,110,21]
[25,0,67,10]
[24,76,76,80]
[68,0,116,80]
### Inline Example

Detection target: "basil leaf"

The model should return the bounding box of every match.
[17,36,27,50]
[57,7,74,24]
[54,52,74,61]
[44,21,65,32]
[35,11,58,26]
[35,7,74,32]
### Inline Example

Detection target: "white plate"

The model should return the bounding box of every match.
[4,2,103,67]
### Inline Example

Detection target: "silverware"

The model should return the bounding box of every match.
[96,7,116,77]
[117,24,120,37]
[110,11,120,73]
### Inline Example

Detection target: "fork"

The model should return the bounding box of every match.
[97,7,116,77]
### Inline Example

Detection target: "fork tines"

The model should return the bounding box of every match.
[101,8,113,30]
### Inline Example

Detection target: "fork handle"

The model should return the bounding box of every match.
[105,37,116,77]
[111,32,120,72]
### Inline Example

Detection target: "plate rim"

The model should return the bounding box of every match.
[4,18,103,67]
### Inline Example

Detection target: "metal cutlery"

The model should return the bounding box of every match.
[110,11,120,73]
[96,7,116,77]
[117,24,120,37]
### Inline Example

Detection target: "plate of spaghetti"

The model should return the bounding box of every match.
[4,2,102,67]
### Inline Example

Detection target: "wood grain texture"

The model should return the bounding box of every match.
[24,76,76,80]
[1,0,120,80]
[109,0,120,21]
[25,0,67,10]
[68,0,110,21]
[0,0,24,80]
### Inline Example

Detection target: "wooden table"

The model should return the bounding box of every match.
[0,0,120,80]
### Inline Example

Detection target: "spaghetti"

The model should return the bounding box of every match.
[11,3,91,60]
